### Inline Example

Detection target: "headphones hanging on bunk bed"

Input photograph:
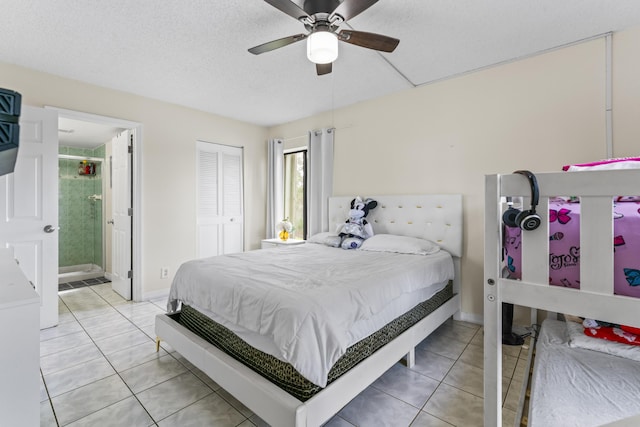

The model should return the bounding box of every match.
[502,170,542,231]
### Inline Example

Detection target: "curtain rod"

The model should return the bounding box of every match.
[58,154,104,163]
[282,134,307,142]
[281,126,340,142]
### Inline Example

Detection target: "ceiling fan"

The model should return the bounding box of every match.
[248,0,400,76]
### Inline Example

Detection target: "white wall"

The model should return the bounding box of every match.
[269,27,640,321]
[0,62,269,297]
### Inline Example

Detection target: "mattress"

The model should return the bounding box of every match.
[169,281,453,401]
[529,319,640,427]
[167,243,454,387]
[191,277,450,364]
[504,198,640,297]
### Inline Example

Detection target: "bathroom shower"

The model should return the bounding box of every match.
[58,148,105,284]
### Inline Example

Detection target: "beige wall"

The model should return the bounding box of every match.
[269,28,640,321]
[0,62,269,297]
[612,26,640,156]
[3,25,639,316]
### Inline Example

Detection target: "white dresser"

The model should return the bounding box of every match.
[0,249,40,427]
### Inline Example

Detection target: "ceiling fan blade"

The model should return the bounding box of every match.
[330,0,379,22]
[338,29,399,52]
[316,62,332,75]
[248,34,307,55]
[263,0,310,21]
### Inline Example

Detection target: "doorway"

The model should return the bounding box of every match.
[50,107,142,301]
[57,121,114,288]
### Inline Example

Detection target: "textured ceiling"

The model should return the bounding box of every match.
[2,0,640,128]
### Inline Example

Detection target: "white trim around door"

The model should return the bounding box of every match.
[46,107,144,302]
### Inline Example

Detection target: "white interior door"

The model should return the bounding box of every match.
[111,130,132,299]
[0,106,58,329]
[197,141,244,258]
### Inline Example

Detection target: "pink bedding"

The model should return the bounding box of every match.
[504,199,640,298]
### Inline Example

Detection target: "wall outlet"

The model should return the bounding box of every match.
[160,267,169,279]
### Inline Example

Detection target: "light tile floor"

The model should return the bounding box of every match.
[40,284,527,426]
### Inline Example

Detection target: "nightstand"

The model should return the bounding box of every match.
[261,238,306,249]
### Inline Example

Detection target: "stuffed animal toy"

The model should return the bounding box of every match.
[337,196,378,249]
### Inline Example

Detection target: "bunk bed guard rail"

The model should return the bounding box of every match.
[483,169,640,427]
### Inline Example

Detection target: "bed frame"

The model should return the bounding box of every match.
[484,170,640,427]
[156,194,462,427]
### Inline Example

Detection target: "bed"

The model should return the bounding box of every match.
[503,196,640,298]
[528,318,640,427]
[155,194,463,427]
[484,169,640,427]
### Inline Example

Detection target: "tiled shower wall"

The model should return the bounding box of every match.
[58,146,104,269]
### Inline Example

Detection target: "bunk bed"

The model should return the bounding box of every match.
[156,194,463,427]
[484,169,640,427]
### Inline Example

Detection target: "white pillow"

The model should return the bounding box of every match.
[566,321,640,362]
[307,232,341,247]
[359,234,440,255]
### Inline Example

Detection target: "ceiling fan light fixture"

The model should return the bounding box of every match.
[306,31,338,64]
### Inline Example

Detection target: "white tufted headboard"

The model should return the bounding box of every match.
[328,195,463,258]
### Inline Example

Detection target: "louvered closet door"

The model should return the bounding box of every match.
[196,141,244,258]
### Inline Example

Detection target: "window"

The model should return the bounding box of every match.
[283,149,307,240]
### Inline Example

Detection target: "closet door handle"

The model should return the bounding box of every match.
[107,219,114,225]
[44,225,59,233]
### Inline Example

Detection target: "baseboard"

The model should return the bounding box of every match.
[455,311,532,330]
[458,311,483,326]
[141,287,170,302]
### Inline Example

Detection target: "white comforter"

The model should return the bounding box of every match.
[167,243,454,387]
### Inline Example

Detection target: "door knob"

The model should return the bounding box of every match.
[107,219,114,225]
[44,225,59,233]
